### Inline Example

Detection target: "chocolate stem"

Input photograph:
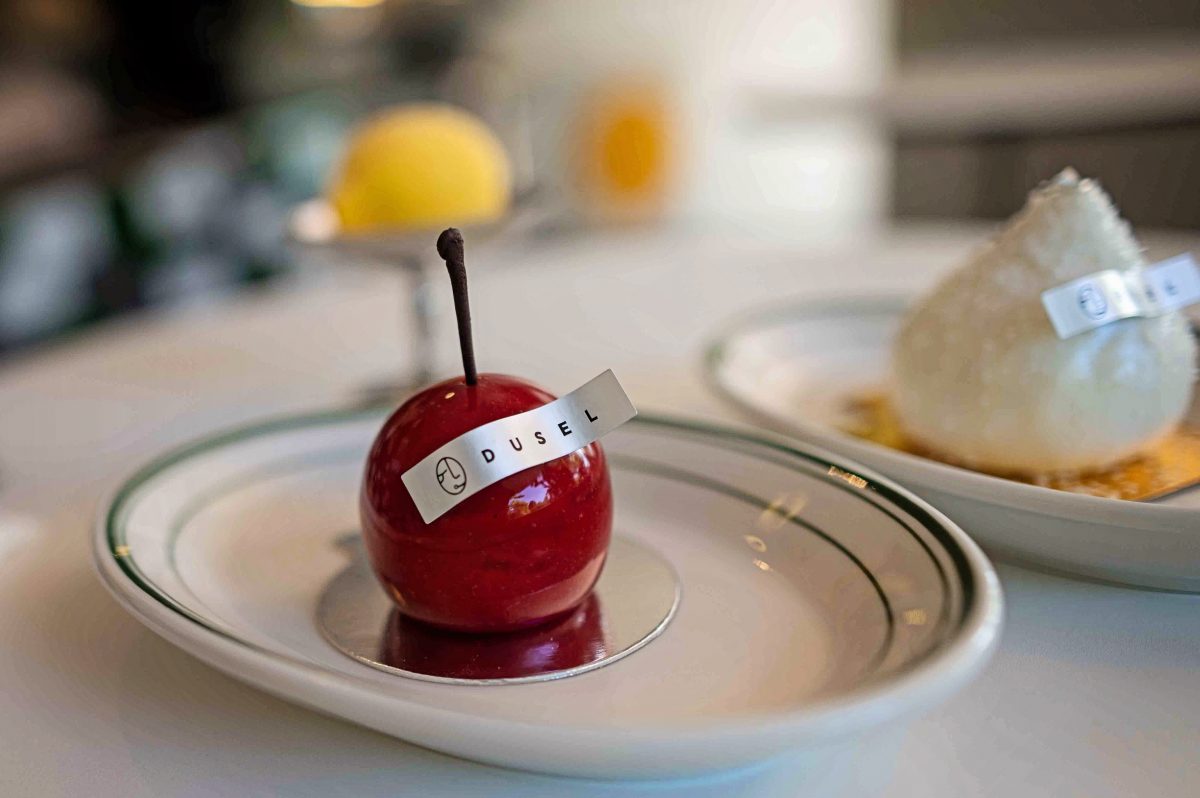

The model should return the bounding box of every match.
[436,228,477,385]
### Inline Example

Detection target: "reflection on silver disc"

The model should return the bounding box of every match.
[316,536,680,685]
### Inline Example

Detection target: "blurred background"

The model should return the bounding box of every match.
[0,0,1197,355]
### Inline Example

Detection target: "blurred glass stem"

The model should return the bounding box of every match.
[353,250,436,408]
[407,254,435,388]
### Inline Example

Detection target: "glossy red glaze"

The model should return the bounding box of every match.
[360,374,613,633]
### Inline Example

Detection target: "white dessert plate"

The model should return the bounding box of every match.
[93,409,1001,779]
[705,296,1200,593]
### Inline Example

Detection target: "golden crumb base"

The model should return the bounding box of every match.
[841,392,1200,501]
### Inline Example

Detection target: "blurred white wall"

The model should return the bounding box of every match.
[482,0,892,236]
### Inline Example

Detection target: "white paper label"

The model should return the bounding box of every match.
[401,370,636,523]
[1040,253,1200,339]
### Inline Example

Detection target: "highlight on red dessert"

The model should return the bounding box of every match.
[360,229,615,633]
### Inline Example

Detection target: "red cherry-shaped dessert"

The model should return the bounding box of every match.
[360,229,613,633]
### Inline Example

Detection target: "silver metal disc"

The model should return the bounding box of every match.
[316,536,680,685]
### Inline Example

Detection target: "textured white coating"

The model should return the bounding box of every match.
[893,168,1197,473]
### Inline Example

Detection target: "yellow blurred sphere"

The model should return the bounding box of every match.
[329,104,512,233]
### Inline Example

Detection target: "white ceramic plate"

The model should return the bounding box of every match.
[94,409,1001,779]
[706,296,1200,593]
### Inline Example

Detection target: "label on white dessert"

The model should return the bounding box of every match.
[401,370,637,523]
[1040,253,1200,339]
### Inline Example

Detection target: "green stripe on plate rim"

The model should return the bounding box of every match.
[103,406,977,683]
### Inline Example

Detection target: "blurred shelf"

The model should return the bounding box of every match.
[891,37,1200,137]
[747,36,1200,137]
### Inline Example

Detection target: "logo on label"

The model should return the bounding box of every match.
[1077,283,1109,319]
[435,457,467,495]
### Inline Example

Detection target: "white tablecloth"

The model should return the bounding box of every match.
[2,223,1198,797]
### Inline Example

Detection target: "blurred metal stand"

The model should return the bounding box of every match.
[287,192,548,406]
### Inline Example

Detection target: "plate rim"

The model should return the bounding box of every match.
[704,294,1200,529]
[92,406,1003,741]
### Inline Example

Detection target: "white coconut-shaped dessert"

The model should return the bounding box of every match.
[893,168,1197,474]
